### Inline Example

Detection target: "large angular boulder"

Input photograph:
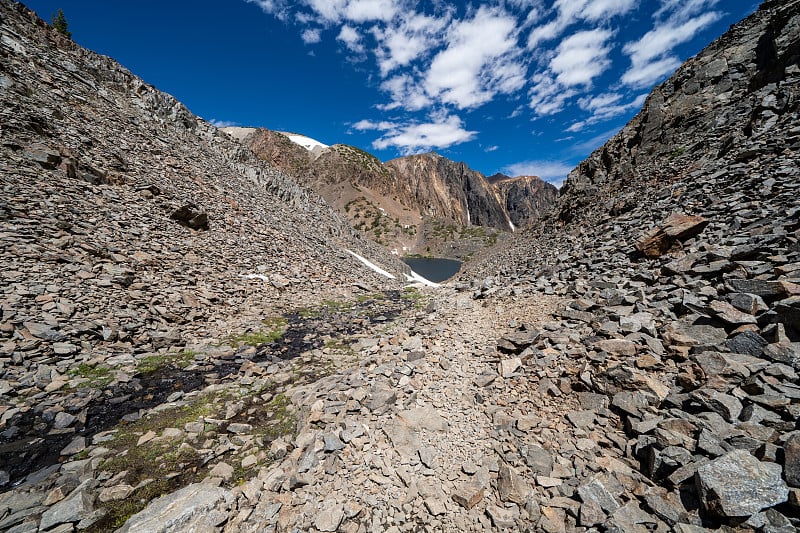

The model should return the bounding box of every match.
[117,483,233,533]
[695,450,788,518]
[635,213,709,258]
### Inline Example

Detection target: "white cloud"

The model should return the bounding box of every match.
[344,0,399,22]
[621,2,721,88]
[550,29,612,86]
[337,25,365,53]
[529,73,576,115]
[373,13,449,76]
[502,159,574,186]
[356,115,477,153]
[528,29,611,115]
[377,74,431,111]
[566,92,648,131]
[301,28,322,44]
[209,119,240,128]
[527,0,634,48]
[304,0,348,23]
[246,0,289,20]
[424,6,525,110]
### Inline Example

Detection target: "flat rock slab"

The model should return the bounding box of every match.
[695,450,788,518]
[397,407,449,432]
[117,483,233,533]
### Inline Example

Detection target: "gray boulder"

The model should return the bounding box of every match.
[695,450,788,518]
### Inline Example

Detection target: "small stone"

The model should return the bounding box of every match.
[53,411,77,429]
[209,462,234,480]
[323,433,346,452]
[499,463,531,504]
[726,331,768,357]
[23,321,64,341]
[690,388,742,423]
[709,300,758,325]
[227,423,253,434]
[418,447,436,468]
[499,358,522,377]
[52,342,78,355]
[99,485,135,502]
[137,431,157,446]
[593,339,637,356]
[60,436,86,456]
[424,497,447,516]
[783,432,800,487]
[314,502,344,532]
[40,483,93,530]
[486,504,519,528]
[578,478,621,514]
[452,482,484,509]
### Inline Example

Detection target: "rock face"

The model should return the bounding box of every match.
[488,173,559,228]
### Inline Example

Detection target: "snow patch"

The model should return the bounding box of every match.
[239,274,270,282]
[281,132,329,151]
[345,250,396,279]
[404,270,440,288]
[508,220,516,232]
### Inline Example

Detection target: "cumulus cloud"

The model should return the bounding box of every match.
[424,6,525,109]
[245,0,734,158]
[209,119,240,128]
[337,25,365,53]
[550,29,612,86]
[502,159,574,186]
[566,92,648,131]
[529,29,612,115]
[373,13,449,76]
[354,115,477,153]
[621,0,721,88]
[245,0,289,20]
[301,28,322,44]
[527,0,635,47]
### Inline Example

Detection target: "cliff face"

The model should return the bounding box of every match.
[488,174,559,228]
[385,153,512,230]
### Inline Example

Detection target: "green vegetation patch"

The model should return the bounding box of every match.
[401,287,427,309]
[226,317,287,347]
[136,350,197,375]
[67,363,113,389]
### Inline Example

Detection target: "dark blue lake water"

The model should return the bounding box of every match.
[402,257,462,282]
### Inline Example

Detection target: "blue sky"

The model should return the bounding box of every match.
[25,1,756,185]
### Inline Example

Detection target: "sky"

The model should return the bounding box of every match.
[25,1,757,186]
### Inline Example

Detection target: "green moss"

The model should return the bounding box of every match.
[226,318,287,347]
[136,350,197,375]
[67,363,113,389]
[321,299,352,312]
[401,287,427,309]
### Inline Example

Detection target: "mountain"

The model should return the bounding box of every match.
[487,173,559,228]
[6,1,798,531]
[229,128,556,257]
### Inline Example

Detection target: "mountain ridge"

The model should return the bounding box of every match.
[226,127,558,256]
